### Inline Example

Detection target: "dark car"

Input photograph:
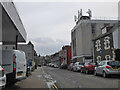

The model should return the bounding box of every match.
[81,62,96,74]
[68,63,74,71]
[60,64,67,69]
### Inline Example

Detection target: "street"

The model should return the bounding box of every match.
[1,1,120,90]
[3,66,120,89]
[43,66,120,88]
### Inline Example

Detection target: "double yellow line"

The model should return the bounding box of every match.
[51,80,58,90]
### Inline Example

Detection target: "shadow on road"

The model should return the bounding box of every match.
[2,84,20,90]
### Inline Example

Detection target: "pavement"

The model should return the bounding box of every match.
[4,67,48,89]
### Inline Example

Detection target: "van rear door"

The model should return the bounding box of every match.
[14,50,26,79]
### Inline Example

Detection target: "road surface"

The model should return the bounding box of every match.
[43,66,120,88]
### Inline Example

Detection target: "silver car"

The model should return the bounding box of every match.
[94,60,120,78]
[73,62,85,72]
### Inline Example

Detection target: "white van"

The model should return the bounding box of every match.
[2,50,27,84]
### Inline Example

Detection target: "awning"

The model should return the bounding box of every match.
[0,2,26,43]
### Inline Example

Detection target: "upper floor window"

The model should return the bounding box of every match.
[104,36,110,50]
[95,40,101,51]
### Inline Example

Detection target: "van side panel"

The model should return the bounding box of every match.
[2,50,13,74]
[2,50,16,84]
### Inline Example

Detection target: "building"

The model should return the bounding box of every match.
[44,55,51,65]
[93,22,120,63]
[51,52,59,66]
[71,9,117,63]
[0,2,26,64]
[60,45,71,66]
[18,41,34,62]
[38,56,45,66]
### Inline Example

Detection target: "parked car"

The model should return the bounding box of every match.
[51,64,54,67]
[0,65,6,87]
[68,63,74,71]
[60,64,67,69]
[49,63,54,67]
[38,64,41,67]
[2,50,27,84]
[94,60,120,78]
[54,64,58,68]
[73,62,85,72]
[81,62,96,74]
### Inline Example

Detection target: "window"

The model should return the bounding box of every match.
[98,61,102,66]
[104,36,110,50]
[91,24,95,34]
[95,40,101,51]
[107,61,120,66]
[96,56,101,63]
[89,63,95,65]
[105,55,111,60]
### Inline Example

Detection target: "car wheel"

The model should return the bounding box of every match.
[85,69,89,74]
[103,71,107,78]
[76,68,77,72]
[94,70,97,76]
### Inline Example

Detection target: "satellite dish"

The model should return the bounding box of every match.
[74,15,77,22]
[80,9,82,16]
[86,9,92,18]
[78,9,82,19]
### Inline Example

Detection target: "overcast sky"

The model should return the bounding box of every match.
[13,1,118,56]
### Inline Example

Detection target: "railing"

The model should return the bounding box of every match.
[91,17,118,20]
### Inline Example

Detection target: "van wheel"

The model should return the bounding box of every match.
[103,71,107,78]
[94,70,97,76]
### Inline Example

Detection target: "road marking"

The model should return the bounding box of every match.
[37,75,42,78]
[78,85,82,88]
[41,67,59,90]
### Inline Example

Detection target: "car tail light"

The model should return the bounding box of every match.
[88,65,91,67]
[0,69,4,77]
[2,69,4,77]
[106,66,111,69]
[13,54,16,71]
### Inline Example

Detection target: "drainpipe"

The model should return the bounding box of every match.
[15,35,18,50]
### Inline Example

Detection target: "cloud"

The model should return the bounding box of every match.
[28,37,69,56]
[14,2,118,56]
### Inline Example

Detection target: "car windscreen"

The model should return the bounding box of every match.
[107,61,120,66]
[89,63,95,65]
[79,63,84,65]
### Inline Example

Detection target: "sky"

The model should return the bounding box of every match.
[13,1,119,56]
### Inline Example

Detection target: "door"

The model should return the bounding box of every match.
[15,50,26,79]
